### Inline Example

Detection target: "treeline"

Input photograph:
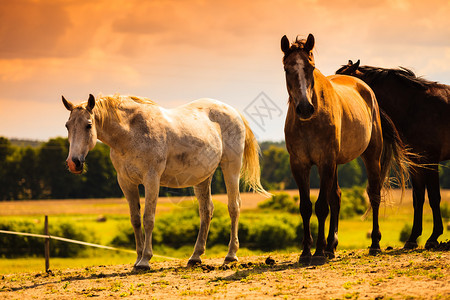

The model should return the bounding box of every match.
[1,137,450,200]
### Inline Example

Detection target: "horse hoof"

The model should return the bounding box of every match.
[425,240,439,250]
[224,256,238,264]
[298,254,311,266]
[403,241,418,250]
[369,248,381,256]
[324,251,335,259]
[187,259,202,267]
[311,256,327,266]
[133,265,150,271]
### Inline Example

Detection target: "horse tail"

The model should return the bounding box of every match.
[239,113,271,197]
[379,109,414,199]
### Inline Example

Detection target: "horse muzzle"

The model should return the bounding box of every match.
[295,102,315,120]
[67,157,85,174]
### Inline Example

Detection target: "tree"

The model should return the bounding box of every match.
[0,138,22,200]
[39,138,82,198]
[19,147,42,199]
[337,158,365,187]
[261,146,295,190]
[83,143,122,198]
[440,160,450,189]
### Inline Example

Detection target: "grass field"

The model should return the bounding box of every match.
[1,189,449,274]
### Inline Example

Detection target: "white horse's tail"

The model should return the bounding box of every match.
[239,113,271,197]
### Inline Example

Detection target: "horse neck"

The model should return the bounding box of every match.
[311,69,330,109]
[93,109,132,153]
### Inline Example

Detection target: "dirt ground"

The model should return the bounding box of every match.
[1,247,449,299]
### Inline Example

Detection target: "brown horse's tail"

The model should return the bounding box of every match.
[379,109,414,199]
[239,113,271,197]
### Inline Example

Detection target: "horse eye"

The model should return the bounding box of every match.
[86,123,92,130]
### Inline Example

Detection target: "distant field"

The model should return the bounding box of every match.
[3,189,450,215]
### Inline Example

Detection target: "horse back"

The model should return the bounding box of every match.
[159,99,246,187]
[371,80,450,162]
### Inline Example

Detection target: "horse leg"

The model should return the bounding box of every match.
[134,174,160,270]
[362,157,382,255]
[221,160,242,264]
[313,164,336,265]
[290,161,312,265]
[425,165,443,249]
[325,170,341,259]
[187,176,214,266]
[404,170,426,249]
[117,176,143,267]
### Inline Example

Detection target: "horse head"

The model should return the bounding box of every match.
[62,94,97,174]
[281,33,316,120]
[336,59,361,76]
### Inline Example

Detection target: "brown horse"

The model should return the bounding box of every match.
[281,34,410,265]
[336,60,450,249]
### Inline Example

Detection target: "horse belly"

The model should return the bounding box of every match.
[160,137,222,188]
[337,117,372,164]
[160,155,220,188]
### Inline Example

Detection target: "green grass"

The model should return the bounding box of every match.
[1,193,449,275]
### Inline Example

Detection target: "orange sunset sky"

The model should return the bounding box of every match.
[1,0,449,141]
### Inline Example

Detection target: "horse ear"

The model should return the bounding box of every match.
[281,35,290,53]
[346,59,360,74]
[305,33,315,52]
[62,96,74,111]
[348,60,353,66]
[87,94,95,112]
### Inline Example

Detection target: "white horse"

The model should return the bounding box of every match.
[62,94,268,269]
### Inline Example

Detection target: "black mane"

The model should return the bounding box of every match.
[355,65,441,90]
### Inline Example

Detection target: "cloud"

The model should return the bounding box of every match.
[0,0,449,141]
[0,0,72,58]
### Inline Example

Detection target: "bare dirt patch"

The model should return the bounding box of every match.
[1,248,448,299]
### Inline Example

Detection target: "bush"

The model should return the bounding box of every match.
[340,187,368,219]
[399,224,412,243]
[238,214,299,250]
[111,205,315,252]
[0,219,97,258]
[441,203,450,219]
[258,193,298,213]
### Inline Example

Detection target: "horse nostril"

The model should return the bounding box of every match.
[73,158,82,169]
[295,105,302,116]
[309,105,315,115]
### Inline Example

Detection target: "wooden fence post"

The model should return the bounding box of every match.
[44,215,50,272]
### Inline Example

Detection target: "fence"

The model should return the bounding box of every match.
[0,215,176,272]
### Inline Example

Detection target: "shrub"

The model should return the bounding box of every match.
[238,214,299,250]
[340,187,368,219]
[441,203,450,219]
[399,224,412,243]
[0,219,96,258]
[111,206,309,251]
[258,193,298,213]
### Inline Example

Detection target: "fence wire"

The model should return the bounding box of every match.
[0,229,176,260]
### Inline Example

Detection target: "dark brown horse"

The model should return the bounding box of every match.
[281,34,411,265]
[336,60,450,249]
